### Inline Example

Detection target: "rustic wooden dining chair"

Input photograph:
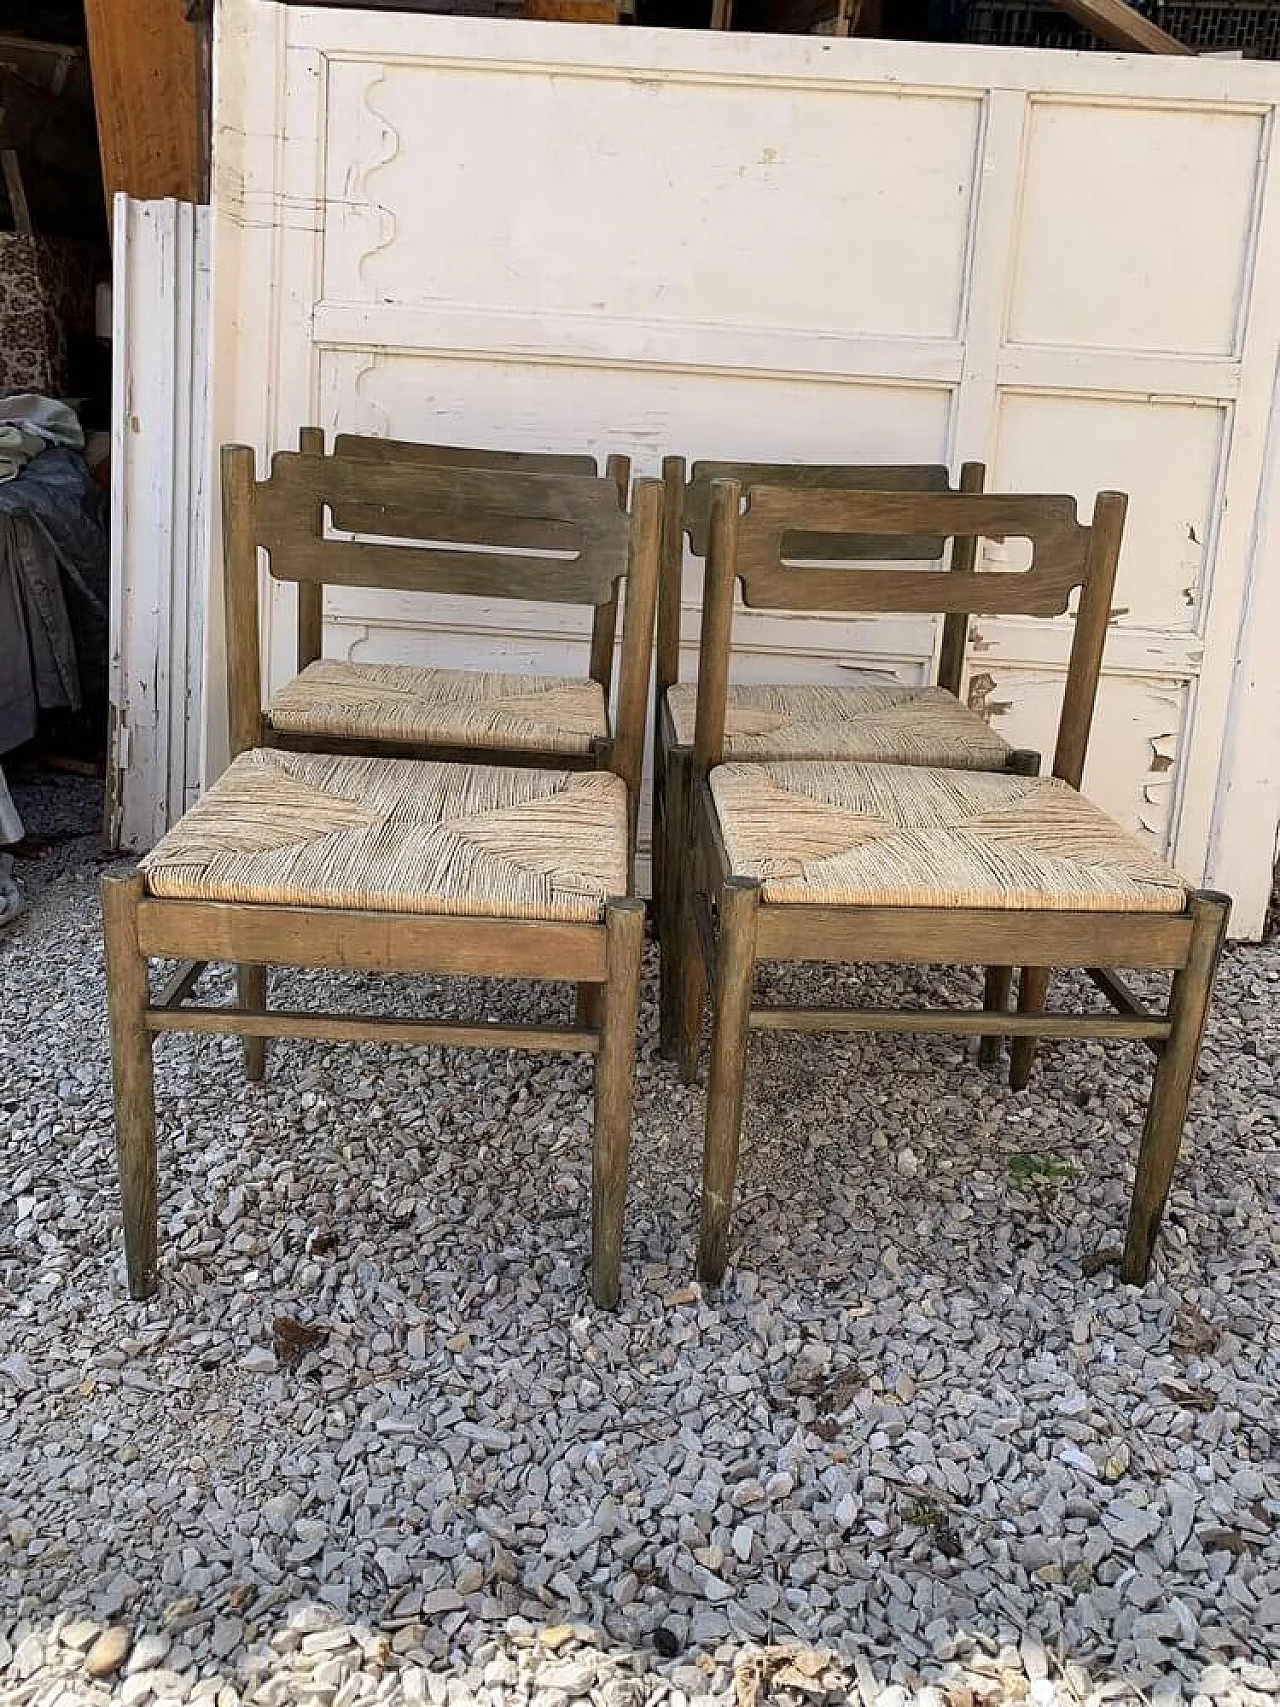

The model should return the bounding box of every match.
[682,480,1229,1286]
[656,457,1048,1073]
[257,428,635,798]
[101,444,662,1308]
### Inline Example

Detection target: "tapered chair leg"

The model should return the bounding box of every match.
[102,875,159,1301]
[1122,892,1230,1284]
[979,966,1013,1067]
[591,898,646,1309]
[698,877,761,1284]
[237,964,268,1081]
[676,892,708,1086]
[674,762,707,1085]
[658,753,688,1060]
[1009,967,1051,1090]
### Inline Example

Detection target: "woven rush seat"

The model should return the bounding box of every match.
[268,661,609,756]
[140,749,628,922]
[666,682,1011,768]
[710,761,1186,912]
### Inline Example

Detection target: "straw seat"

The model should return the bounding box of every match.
[141,749,628,923]
[269,661,609,756]
[710,761,1185,913]
[665,681,1010,768]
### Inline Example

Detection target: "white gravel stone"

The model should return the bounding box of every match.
[1,773,1278,1706]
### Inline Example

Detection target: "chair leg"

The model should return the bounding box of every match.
[1121,892,1230,1285]
[697,877,760,1284]
[101,875,159,1300]
[575,984,602,1029]
[658,753,687,1060]
[675,885,708,1087]
[1009,967,1051,1090]
[979,965,1012,1067]
[237,964,268,1081]
[591,898,645,1309]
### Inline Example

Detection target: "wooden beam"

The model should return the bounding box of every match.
[147,1006,600,1054]
[749,1006,1171,1043]
[1051,0,1192,54]
[83,0,199,204]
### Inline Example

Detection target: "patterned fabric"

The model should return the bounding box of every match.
[0,235,99,395]
[710,762,1186,913]
[141,750,628,922]
[269,661,609,756]
[666,682,1011,769]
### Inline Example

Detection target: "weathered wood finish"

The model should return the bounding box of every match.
[149,1008,601,1054]
[1054,491,1128,790]
[748,1006,1171,1041]
[735,489,1092,615]
[936,460,987,697]
[222,439,657,824]
[296,427,326,669]
[106,870,647,1305]
[256,452,629,605]
[136,898,607,981]
[221,445,265,760]
[698,878,761,1282]
[237,963,268,1082]
[592,899,646,1308]
[751,905,1193,970]
[684,461,952,561]
[102,876,159,1300]
[612,480,664,829]
[1122,892,1230,1282]
[154,958,206,1009]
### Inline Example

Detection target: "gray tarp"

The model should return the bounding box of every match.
[0,447,108,756]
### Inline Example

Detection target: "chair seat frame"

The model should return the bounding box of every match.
[103,874,645,1308]
[688,777,1229,1286]
[652,457,1042,1074]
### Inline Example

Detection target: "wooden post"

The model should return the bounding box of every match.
[984,746,1040,1068]
[691,479,740,781]
[588,453,631,694]
[676,765,709,1086]
[591,898,645,1308]
[221,445,263,760]
[1122,892,1230,1283]
[611,478,663,844]
[296,428,325,671]
[698,876,760,1283]
[1009,966,1051,1090]
[237,964,268,1082]
[937,460,985,697]
[101,875,159,1300]
[1054,491,1127,791]
[656,456,688,708]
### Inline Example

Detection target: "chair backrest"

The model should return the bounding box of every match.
[323,431,631,696]
[657,456,983,703]
[221,439,662,808]
[692,479,1127,791]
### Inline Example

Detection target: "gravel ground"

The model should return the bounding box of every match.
[1,772,1277,1707]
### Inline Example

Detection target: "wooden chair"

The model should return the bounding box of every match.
[101,445,662,1309]
[683,480,1229,1286]
[254,429,637,807]
[656,457,1044,1073]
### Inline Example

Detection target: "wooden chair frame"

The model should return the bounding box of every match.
[226,431,650,816]
[102,875,645,1308]
[654,457,1050,1076]
[682,480,1229,1286]
[101,448,664,1311]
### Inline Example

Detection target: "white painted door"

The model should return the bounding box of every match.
[206,1,1280,933]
